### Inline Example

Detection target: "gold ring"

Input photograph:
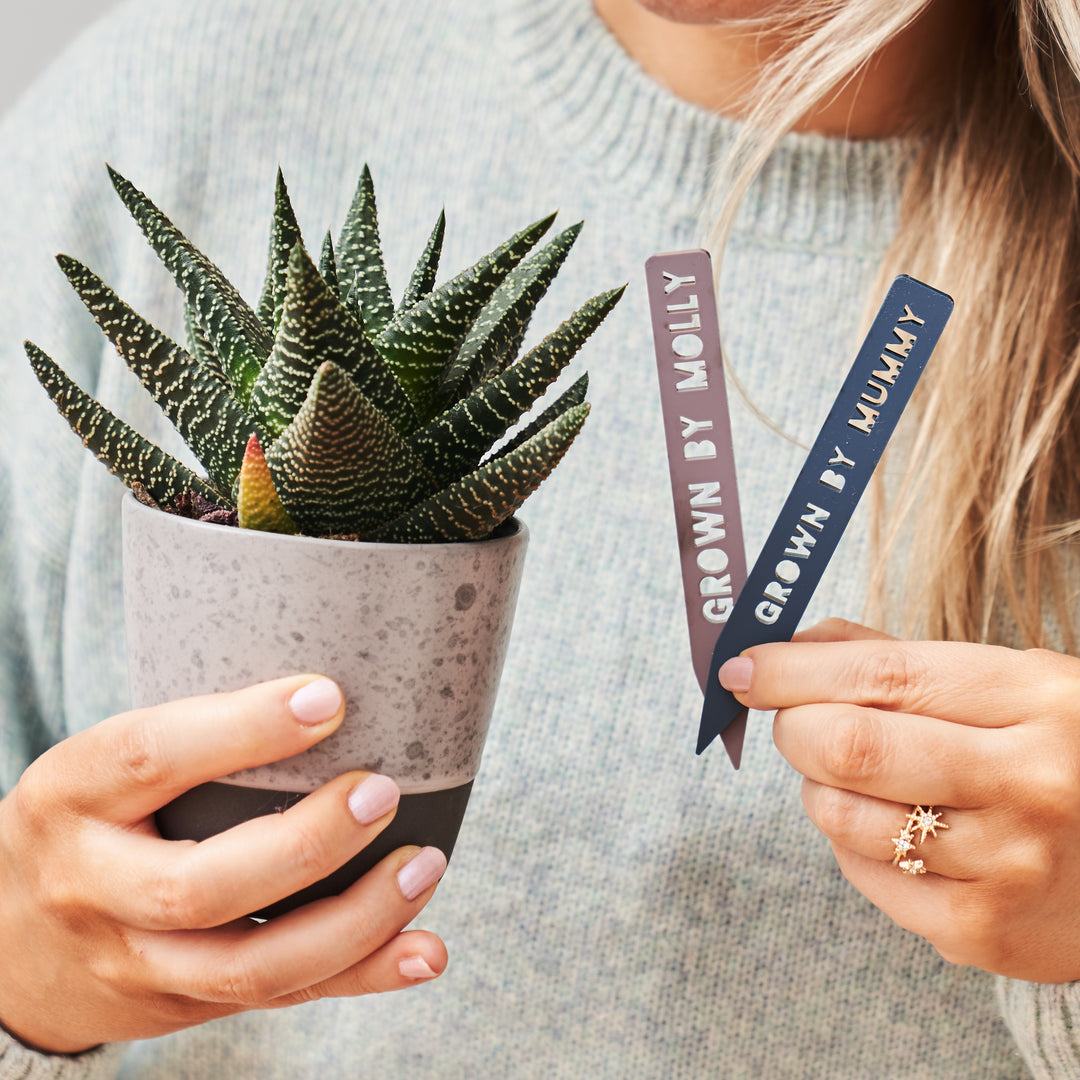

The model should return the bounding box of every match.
[891,805,948,874]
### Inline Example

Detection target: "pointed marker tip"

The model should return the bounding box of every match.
[721,710,748,770]
[695,723,719,756]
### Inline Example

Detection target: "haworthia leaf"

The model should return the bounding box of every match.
[255,169,304,335]
[318,230,339,295]
[335,165,395,337]
[236,433,298,533]
[375,212,556,421]
[410,287,619,486]
[398,211,445,311]
[441,222,582,398]
[249,243,417,439]
[107,165,271,404]
[370,402,589,542]
[494,373,590,459]
[266,361,434,536]
[184,303,229,388]
[25,341,226,507]
[58,255,256,490]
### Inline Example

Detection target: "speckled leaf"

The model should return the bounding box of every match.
[335,165,394,337]
[255,169,304,335]
[249,243,417,439]
[398,211,445,310]
[409,286,619,486]
[266,361,433,536]
[375,212,556,421]
[441,222,582,398]
[184,303,229,388]
[237,433,298,533]
[495,373,589,459]
[370,402,589,542]
[318,231,339,295]
[107,166,270,404]
[343,285,363,326]
[25,341,226,507]
[58,255,255,490]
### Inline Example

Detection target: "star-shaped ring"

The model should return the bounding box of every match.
[891,805,948,874]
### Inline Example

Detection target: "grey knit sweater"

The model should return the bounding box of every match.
[0,0,1071,1076]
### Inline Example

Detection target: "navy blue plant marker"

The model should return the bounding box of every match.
[697,275,954,756]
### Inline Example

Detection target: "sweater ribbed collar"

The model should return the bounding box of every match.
[498,0,910,256]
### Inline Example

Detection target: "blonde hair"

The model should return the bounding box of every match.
[708,0,1080,649]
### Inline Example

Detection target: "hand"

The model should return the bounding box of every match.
[719,618,1080,983]
[0,675,448,1053]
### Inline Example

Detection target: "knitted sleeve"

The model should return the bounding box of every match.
[998,979,1080,1078]
[0,1033,125,1080]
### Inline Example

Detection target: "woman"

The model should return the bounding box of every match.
[0,0,1076,1075]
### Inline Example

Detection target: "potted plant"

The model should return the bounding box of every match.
[26,165,622,916]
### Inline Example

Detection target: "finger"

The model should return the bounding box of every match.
[141,845,447,1005]
[721,637,1074,727]
[772,701,1011,807]
[793,617,895,643]
[52,676,346,822]
[94,772,401,929]
[801,780,976,879]
[269,928,448,1005]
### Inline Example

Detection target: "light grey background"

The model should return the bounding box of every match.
[1,1,122,117]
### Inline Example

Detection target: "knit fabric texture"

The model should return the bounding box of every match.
[0,0,1071,1076]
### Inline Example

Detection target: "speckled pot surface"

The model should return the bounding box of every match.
[122,495,528,795]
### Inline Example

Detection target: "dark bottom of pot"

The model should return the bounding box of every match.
[155,779,474,919]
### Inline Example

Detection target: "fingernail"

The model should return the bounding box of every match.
[718,656,753,693]
[397,847,447,901]
[347,774,400,824]
[289,678,343,725]
[399,955,438,980]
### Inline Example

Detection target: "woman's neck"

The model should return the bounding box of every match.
[592,0,981,138]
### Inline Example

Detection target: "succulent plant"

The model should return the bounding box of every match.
[25,166,622,542]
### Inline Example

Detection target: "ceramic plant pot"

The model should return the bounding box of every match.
[122,494,528,917]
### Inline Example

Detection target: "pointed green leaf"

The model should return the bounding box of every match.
[375,212,556,420]
[370,402,589,543]
[318,230,339,295]
[399,210,445,310]
[184,303,229,388]
[409,286,619,486]
[255,168,304,335]
[266,361,434,536]
[495,373,589,459]
[107,165,271,403]
[25,341,226,507]
[249,243,417,439]
[441,222,582,398]
[344,289,363,326]
[335,165,395,336]
[58,255,256,490]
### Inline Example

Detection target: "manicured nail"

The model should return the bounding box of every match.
[397,847,447,901]
[399,955,438,980]
[289,678,343,725]
[347,774,400,824]
[718,656,753,694]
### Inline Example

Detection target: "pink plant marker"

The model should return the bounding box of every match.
[645,250,748,768]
